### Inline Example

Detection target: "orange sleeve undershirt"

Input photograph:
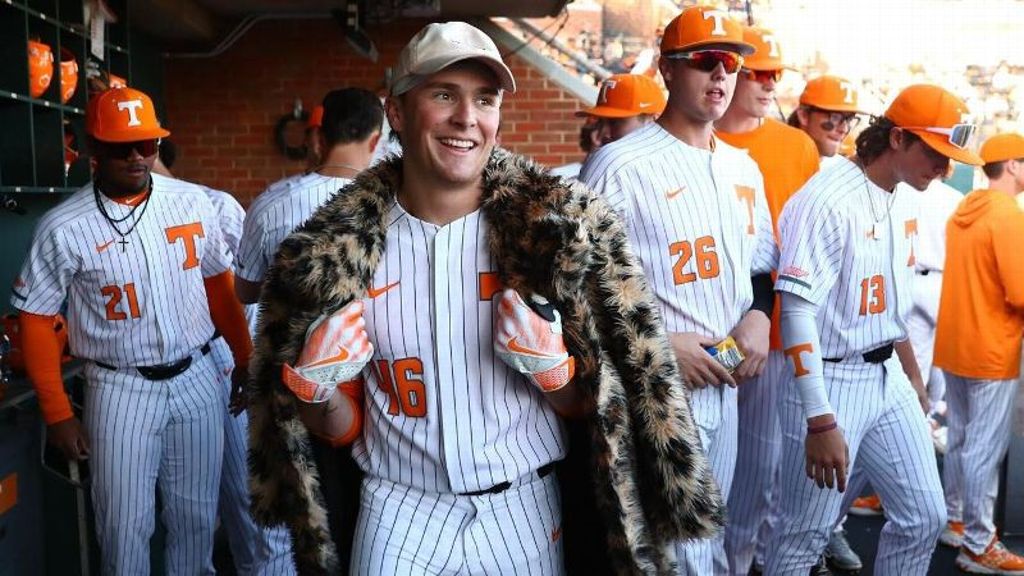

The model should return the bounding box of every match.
[19,312,73,425]
[204,270,253,368]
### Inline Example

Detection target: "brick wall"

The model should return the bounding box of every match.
[164,18,589,204]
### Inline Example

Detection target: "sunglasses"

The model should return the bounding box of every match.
[95,138,161,159]
[807,108,861,132]
[901,123,978,149]
[666,50,744,74]
[740,68,783,83]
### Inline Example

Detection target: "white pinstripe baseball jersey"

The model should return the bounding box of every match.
[352,202,567,494]
[235,174,351,285]
[580,121,777,338]
[776,156,919,358]
[204,187,245,257]
[12,173,232,366]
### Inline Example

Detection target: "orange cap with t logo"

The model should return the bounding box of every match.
[660,6,754,56]
[800,76,863,113]
[742,26,786,71]
[87,87,170,142]
[577,74,667,119]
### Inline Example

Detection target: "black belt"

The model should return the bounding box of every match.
[916,269,936,276]
[459,463,556,497]
[824,342,894,365]
[94,342,212,381]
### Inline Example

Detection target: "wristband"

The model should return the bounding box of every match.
[807,421,837,435]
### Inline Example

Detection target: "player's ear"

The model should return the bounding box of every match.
[385,96,404,137]
[796,107,810,129]
[367,131,381,153]
[889,126,904,151]
[657,56,672,83]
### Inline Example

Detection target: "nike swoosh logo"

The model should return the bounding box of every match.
[96,240,114,253]
[305,346,350,368]
[367,281,399,298]
[666,187,685,199]
[639,102,652,108]
[507,336,548,357]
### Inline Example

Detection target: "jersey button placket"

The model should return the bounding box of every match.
[432,224,462,493]
[138,205,171,361]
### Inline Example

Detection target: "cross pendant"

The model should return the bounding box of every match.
[118,238,129,252]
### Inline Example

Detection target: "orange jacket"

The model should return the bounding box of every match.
[935,189,1024,379]
[717,118,820,349]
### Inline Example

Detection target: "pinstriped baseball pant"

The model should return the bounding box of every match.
[766,360,945,575]
[942,373,1017,554]
[675,383,738,575]
[725,351,786,574]
[208,337,296,575]
[350,472,563,575]
[83,353,223,576]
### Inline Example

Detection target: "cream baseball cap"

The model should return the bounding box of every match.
[390,22,516,96]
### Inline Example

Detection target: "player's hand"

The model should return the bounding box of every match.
[229,364,249,416]
[729,310,770,382]
[804,415,849,492]
[493,290,575,393]
[48,417,90,461]
[668,331,737,389]
[282,300,373,404]
[910,374,930,415]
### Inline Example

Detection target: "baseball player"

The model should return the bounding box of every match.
[235,88,383,307]
[933,132,1024,575]
[577,73,666,145]
[152,143,297,575]
[245,21,721,576]
[711,25,829,575]
[788,75,866,170]
[12,87,253,575]
[766,84,984,574]
[581,7,777,573]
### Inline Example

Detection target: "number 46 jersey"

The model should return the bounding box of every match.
[11,173,232,367]
[775,156,918,359]
[580,122,777,340]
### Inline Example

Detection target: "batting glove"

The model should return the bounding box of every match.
[282,300,373,404]
[494,289,575,393]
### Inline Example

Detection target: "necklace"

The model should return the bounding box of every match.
[93,177,153,252]
[856,159,895,241]
[314,163,362,175]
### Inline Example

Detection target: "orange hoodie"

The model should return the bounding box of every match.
[934,189,1024,379]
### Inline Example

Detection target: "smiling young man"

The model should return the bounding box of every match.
[245,21,721,575]
[789,75,866,167]
[581,6,777,574]
[12,87,252,574]
[766,84,984,574]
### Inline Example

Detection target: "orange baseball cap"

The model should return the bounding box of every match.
[577,74,667,119]
[307,105,324,129]
[87,87,170,142]
[800,76,863,113]
[980,133,1024,164]
[885,84,982,165]
[660,6,755,56]
[742,26,785,71]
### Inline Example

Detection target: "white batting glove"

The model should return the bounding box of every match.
[282,300,373,404]
[494,289,576,393]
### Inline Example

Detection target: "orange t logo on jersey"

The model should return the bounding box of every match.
[904,219,918,267]
[735,185,755,234]
[165,222,205,270]
[479,272,502,301]
[784,342,814,377]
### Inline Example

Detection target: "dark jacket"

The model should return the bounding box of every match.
[247,148,723,575]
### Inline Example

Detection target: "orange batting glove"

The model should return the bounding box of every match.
[494,289,575,393]
[282,300,373,403]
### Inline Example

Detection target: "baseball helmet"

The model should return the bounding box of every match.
[28,40,54,98]
[60,48,79,104]
[87,87,170,142]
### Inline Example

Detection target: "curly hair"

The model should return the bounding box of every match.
[855,116,921,165]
